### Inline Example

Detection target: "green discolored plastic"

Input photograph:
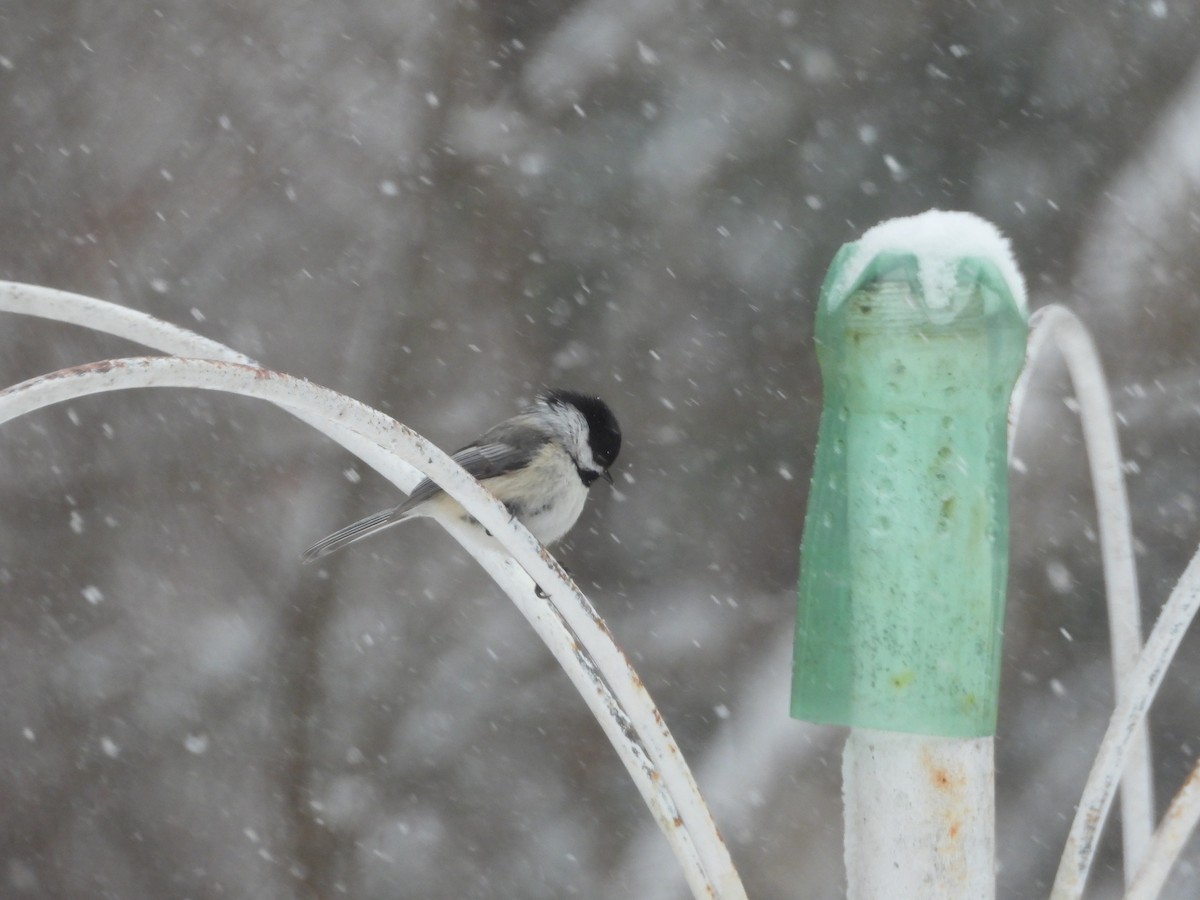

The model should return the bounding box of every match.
[791,247,1029,737]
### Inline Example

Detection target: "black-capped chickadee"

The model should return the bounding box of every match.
[302,389,621,563]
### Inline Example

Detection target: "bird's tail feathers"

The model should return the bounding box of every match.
[301,508,410,564]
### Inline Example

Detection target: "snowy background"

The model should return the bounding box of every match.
[3,1,1200,898]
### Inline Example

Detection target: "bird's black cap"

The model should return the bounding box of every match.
[542,389,622,470]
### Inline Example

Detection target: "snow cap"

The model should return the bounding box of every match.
[828,210,1027,314]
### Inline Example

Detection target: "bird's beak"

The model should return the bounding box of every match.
[602,469,614,485]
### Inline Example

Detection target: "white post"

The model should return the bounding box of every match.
[844,731,994,899]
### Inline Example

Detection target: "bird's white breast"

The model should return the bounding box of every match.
[493,443,589,544]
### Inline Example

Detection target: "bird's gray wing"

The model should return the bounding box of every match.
[396,427,549,514]
[301,423,547,563]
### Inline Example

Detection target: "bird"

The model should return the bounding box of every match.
[302,389,621,563]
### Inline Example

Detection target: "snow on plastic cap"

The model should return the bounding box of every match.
[828,210,1027,314]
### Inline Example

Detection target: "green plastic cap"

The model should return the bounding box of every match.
[792,215,1029,737]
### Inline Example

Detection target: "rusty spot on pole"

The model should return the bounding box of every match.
[46,358,127,380]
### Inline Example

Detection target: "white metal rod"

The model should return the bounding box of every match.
[1011,304,1154,877]
[0,281,256,363]
[1051,545,1200,898]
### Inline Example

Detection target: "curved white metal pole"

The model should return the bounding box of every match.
[0,281,417,491]
[0,282,744,897]
[0,283,748,896]
[1049,545,1200,899]
[0,352,744,900]
[0,282,257,364]
[0,281,745,898]
[1010,304,1154,877]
